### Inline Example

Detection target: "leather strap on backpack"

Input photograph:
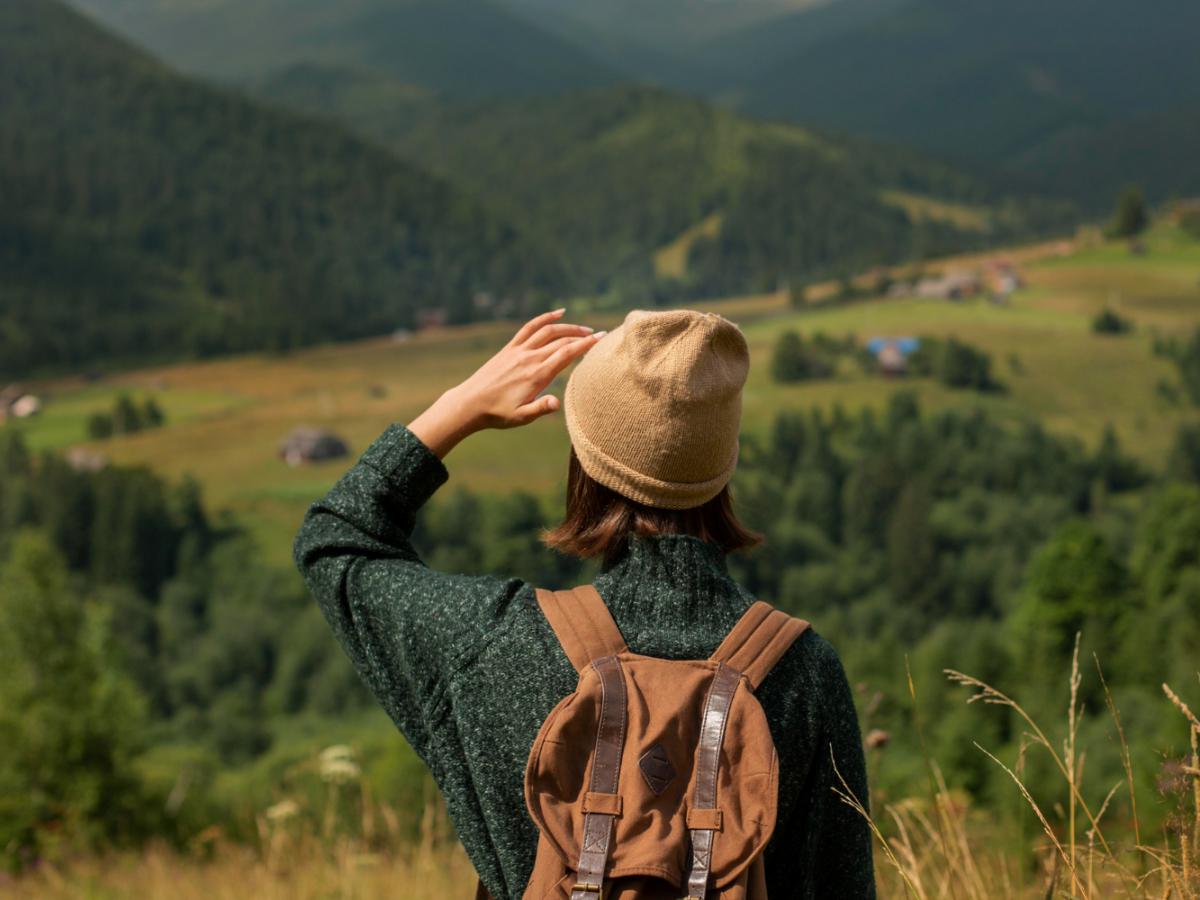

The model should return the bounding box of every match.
[685,602,809,898]
[535,585,629,899]
[710,601,810,691]
[571,653,627,899]
[536,585,628,672]
[685,663,741,900]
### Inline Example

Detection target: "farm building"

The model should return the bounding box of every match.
[416,308,448,330]
[985,259,1024,297]
[66,447,110,472]
[867,337,920,376]
[0,385,41,422]
[279,426,350,466]
[912,269,982,300]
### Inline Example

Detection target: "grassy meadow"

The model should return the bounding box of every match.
[11,225,1199,567]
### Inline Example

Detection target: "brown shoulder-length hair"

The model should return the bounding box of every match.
[542,448,762,565]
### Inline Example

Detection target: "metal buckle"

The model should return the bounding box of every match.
[572,883,603,898]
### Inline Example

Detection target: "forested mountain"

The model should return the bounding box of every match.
[259,73,1075,299]
[1010,103,1200,205]
[0,0,562,377]
[716,0,1200,204]
[517,0,1200,205]
[67,0,617,97]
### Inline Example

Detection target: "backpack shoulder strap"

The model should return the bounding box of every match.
[535,584,628,673]
[710,601,810,691]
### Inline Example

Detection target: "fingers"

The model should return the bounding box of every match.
[535,331,602,357]
[512,393,561,425]
[537,331,606,378]
[510,308,565,346]
[526,322,594,349]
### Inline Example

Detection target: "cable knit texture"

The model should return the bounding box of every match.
[565,309,749,509]
[294,423,875,900]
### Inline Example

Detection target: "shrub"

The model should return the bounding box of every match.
[1092,307,1133,335]
[908,336,1000,391]
[85,394,167,441]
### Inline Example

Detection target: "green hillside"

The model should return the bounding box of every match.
[257,75,1076,299]
[68,0,617,97]
[721,0,1200,204]
[0,0,563,378]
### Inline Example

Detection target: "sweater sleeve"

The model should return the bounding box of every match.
[292,423,528,762]
[768,638,877,898]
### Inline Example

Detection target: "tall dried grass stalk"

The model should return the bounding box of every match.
[853,634,1200,899]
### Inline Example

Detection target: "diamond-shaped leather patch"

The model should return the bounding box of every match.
[638,742,676,796]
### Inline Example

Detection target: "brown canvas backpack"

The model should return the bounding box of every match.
[484,584,810,900]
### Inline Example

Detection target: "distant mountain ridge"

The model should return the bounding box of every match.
[68,0,619,96]
[0,0,563,377]
[491,0,1200,205]
[716,0,1200,204]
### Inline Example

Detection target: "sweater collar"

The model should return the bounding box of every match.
[592,534,751,657]
[599,533,730,582]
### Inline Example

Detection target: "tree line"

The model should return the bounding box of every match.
[2,394,1200,867]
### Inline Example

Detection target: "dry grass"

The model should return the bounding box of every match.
[5,755,480,900]
[839,638,1200,899]
[4,840,478,900]
[8,644,1197,898]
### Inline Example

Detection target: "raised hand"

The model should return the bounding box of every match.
[408,309,605,459]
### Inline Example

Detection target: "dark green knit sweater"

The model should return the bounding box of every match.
[293,423,875,899]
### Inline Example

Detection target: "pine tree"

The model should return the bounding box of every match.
[1106,185,1149,239]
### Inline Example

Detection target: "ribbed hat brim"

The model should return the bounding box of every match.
[564,374,739,510]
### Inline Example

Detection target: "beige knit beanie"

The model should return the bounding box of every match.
[564,309,750,510]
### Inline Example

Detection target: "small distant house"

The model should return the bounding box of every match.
[0,385,41,422]
[10,395,41,418]
[914,269,982,300]
[66,447,109,472]
[416,308,448,330]
[279,426,349,467]
[985,259,1024,302]
[867,336,920,377]
[877,344,907,376]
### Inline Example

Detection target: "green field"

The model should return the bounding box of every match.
[13,226,1200,566]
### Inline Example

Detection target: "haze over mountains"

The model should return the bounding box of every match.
[8,0,1194,374]
[68,0,618,96]
[70,0,1200,209]
[724,0,1200,194]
